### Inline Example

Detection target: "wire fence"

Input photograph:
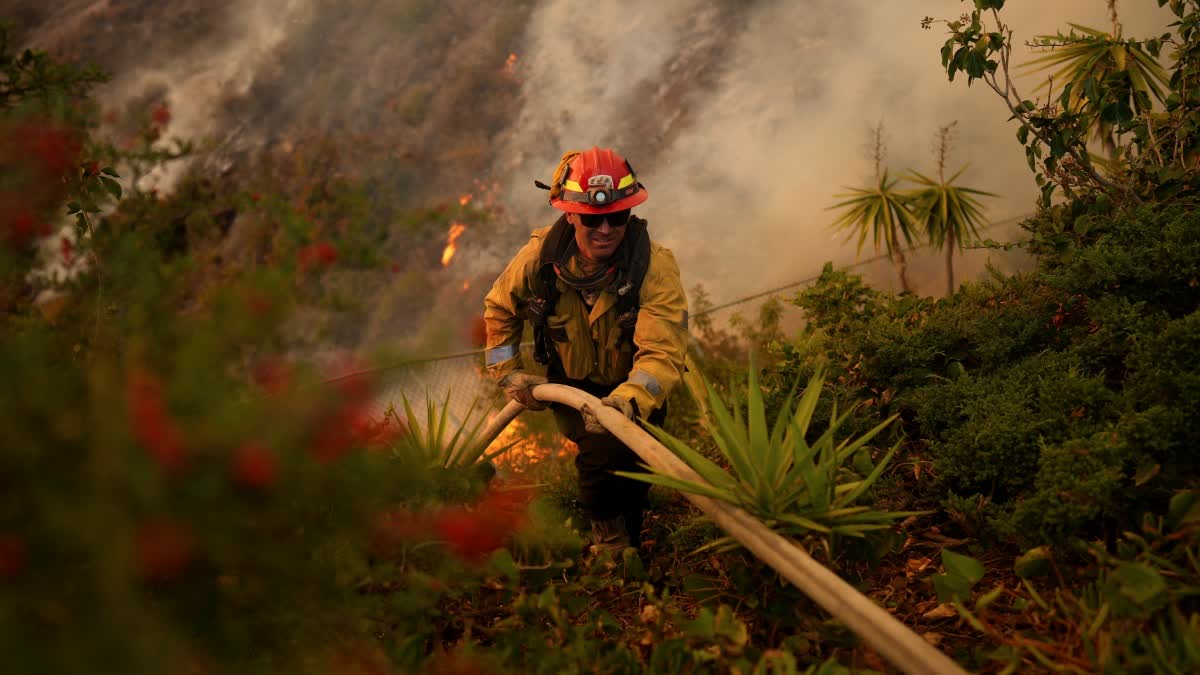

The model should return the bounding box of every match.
[358,213,1035,421]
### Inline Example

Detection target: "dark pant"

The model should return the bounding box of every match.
[548,372,665,548]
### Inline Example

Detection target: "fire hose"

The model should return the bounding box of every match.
[477,384,967,675]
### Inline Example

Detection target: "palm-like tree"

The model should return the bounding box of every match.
[1021,22,1169,153]
[828,169,918,294]
[906,122,996,297]
[906,167,995,296]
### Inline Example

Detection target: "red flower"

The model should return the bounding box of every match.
[243,288,273,317]
[250,192,262,203]
[369,509,435,557]
[15,121,82,180]
[60,236,74,266]
[433,487,532,563]
[231,443,279,489]
[297,240,338,271]
[150,102,171,128]
[81,161,100,177]
[0,534,28,581]
[390,262,401,274]
[251,356,292,397]
[2,207,44,248]
[125,368,188,474]
[309,403,399,463]
[134,519,193,582]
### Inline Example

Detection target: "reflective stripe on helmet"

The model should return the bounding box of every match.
[617,173,635,189]
[485,344,519,366]
[628,369,663,398]
[564,179,583,193]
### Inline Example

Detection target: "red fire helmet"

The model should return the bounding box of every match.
[544,146,649,215]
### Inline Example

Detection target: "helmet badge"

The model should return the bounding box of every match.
[587,174,615,205]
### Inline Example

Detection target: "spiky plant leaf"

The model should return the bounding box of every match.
[612,470,737,503]
[905,168,995,252]
[828,170,919,256]
[644,422,738,491]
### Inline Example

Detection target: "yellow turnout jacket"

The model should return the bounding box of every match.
[483,225,689,416]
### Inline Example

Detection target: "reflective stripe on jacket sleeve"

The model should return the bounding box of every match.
[482,231,545,380]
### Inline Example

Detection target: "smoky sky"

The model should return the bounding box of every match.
[9,0,1180,345]
[497,0,1175,301]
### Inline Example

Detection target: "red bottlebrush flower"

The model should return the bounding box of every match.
[243,288,273,317]
[433,487,532,563]
[349,408,406,448]
[369,509,435,557]
[434,509,507,563]
[18,121,83,180]
[330,367,373,405]
[390,262,400,274]
[134,519,194,582]
[0,534,28,581]
[81,161,100,178]
[60,236,74,266]
[231,443,279,489]
[150,102,171,128]
[2,207,41,248]
[125,368,188,474]
[250,192,262,203]
[309,403,397,464]
[297,240,338,271]
[251,356,291,397]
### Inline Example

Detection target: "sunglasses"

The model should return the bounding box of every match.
[578,209,631,229]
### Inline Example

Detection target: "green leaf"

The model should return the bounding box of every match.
[713,605,749,646]
[101,176,122,200]
[1111,562,1167,606]
[775,513,833,534]
[1014,546,1052,579]
[100,166,119,177]
[942,549,985,585]
[613,470,737,503]
[933,573,974,603]
[681,608,716,638]
[976,584,1005,610]
[487,548,520,581]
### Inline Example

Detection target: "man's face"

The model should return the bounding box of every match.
[568,210,629,262]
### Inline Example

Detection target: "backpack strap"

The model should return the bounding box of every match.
[613,215,651,343]
[527,214,653,366]
[528,215,571,366]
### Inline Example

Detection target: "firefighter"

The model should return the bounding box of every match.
[483,147,688,555]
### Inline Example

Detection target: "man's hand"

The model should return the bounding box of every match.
[583,395,636,434]
[498,371,549,410]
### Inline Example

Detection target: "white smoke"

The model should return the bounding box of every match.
[499,0,1176,300]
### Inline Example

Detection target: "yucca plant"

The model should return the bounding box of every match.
[906,167,995,296]
[387,392,515,469]
[906,122,996,296]
[828,169,919,293]
[618,364,924,554]
[1021,23,1169,152]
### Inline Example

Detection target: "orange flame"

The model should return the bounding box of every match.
[488,417,572,473]
[459,193,472,206]
[441,222,467,267]
[503,53,519,78]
